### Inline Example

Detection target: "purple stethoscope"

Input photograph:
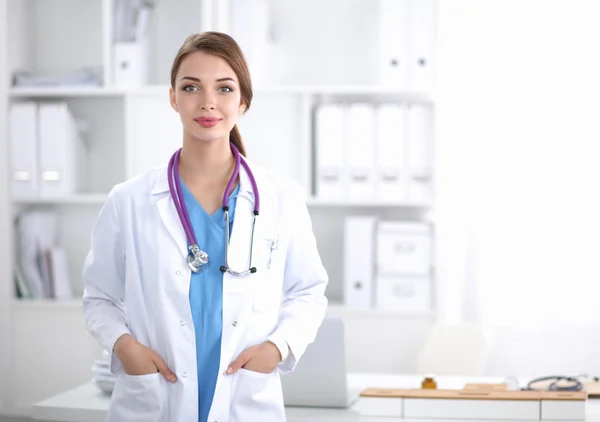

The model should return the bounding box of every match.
[167,143,260,276]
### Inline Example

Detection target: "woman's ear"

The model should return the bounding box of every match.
[238,102,247,115]
[169,87,179,113]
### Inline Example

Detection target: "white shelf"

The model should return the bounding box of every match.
[10,85,434,102]
[13,194,108,205]
[13,194,427,208]
[10,299,431,318]
[9,86,128,98]
[327,303,434,319]
[11,298,82,310]
[307,198,432,208]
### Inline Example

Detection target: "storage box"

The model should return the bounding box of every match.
[355,388,406,417]
[403,389,542,420]
[374,275,431,312]
[376,222,431,276]
[540,391,586,421]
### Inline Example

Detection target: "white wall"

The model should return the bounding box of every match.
[434,0,600,377]
[0,0,11,414]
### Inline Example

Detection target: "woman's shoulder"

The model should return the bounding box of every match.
[106,165,167,206]
[246,160,306,203]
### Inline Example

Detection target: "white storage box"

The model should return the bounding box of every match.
[403,389,542,420]
[375,275,431,313]
[377,222,431,276]
[540,391,586,421]
[356,388,405,417]
[354,387,588,421]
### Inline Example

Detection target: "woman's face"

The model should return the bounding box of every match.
[170,50,246,145]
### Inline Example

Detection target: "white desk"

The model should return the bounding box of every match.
[33,373,600,422]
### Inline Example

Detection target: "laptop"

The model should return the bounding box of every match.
[281,316,361,408]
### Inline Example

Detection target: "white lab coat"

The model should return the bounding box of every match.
[82,158,329,422]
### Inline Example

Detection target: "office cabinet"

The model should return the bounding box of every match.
[4,0,438,302]
[0,0,438,414]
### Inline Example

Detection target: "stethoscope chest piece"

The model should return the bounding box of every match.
[187,244,209,273]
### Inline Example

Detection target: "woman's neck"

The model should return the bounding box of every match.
[178,138,235,186]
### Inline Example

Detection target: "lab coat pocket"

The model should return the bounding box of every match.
[238,367,273,379]
[251,234,284,313]
[107,372,164,422]
[229,368,285,422]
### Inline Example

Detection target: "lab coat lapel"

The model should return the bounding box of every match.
[152,167,188,260]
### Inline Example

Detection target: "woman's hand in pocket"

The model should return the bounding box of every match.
[226,341,282,375]
[113,334,177,382]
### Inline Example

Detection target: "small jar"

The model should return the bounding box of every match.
[422,375,437,389]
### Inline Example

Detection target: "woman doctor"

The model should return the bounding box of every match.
[82,31,329,422]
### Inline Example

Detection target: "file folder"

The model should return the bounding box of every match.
[315,104,345,199]
[345,103,376,200]
[407,104,433,203]
[378,0,408,87]
[375,104,407,202]
[407,0,437,91]
[344,216,377,309]
[113,41,148,88]
[38,103,87,197]
[9,102,39,198]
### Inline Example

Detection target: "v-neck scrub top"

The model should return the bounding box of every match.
[180,180,239,422]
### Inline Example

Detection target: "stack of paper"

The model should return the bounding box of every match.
[14,210,72,300]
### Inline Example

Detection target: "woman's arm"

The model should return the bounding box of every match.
[81,186,131,374]
[82,186,177,381]
[268,183,329,374]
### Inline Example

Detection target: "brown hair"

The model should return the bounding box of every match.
[170,32,252,156]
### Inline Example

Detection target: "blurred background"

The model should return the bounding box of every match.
[1,0,600,419]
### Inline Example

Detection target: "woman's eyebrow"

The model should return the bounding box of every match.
[180,76,236,83]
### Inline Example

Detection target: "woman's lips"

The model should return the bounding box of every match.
[195,117,221,128]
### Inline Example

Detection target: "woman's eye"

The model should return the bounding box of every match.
[219,86,233,93]
[183,85,198,92]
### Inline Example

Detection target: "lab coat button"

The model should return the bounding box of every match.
[182,372,187,378]
[180,320,185,326]
[175,270,182,276]
[232,320,238,327]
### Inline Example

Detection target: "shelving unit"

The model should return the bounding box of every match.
[0,0,438,415]
[12,194,109,205]
[10,84,436,99]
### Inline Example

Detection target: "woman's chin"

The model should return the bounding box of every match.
[187,130,228,144]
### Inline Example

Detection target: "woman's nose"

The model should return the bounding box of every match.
[200,94,216,111]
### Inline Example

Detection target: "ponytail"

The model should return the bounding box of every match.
[230,124,246,156]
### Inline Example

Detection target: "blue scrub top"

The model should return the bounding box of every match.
[180,179,239,422]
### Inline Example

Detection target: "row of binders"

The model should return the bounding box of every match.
[14,210,72,300]
[378,0,437,90]
[9,102,87,198]
[315,102,433,203]
[344,216,432,313]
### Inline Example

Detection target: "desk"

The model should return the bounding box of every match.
[33,373,600,422]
